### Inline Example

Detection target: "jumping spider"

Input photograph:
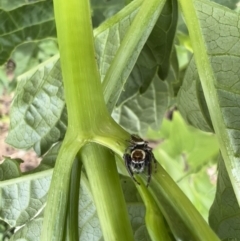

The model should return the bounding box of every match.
[123,134,157,186]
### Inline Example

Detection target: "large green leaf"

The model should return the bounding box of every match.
[0,167,52,227]
[112,74,169,136]
[0,0,44,11]
[178,1,240,137]
[178,0,240,202]
[209,155,240,240]
[177,58,213,132]
[116,44,158,106]
[0,0,56,66]
[6,56,67,155]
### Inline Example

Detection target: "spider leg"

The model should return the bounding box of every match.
[123,153,140,185]
[151,152,157,173]
[146,152,152,187]
[125,140,136,152]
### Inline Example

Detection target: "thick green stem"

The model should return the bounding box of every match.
[150,164,220,241]
[53,0,109,132]
[41,132,84,241]
[179,0,240,202]
[42,0,124,239]
[41,0,175,240]
[81,143,134,241]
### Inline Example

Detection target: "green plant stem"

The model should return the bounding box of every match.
[150,164,220,241]
[53,0,109,131]
[80,143,134,241]
[41,0,128,239]
[41,134,84,241]
[137,179,172,241]
[178,0,240,202]
[66,157,82,241]
[102,0,166,112]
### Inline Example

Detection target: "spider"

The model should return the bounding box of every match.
[123,134,157,187]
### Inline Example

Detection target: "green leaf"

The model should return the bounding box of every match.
[117,44,158,106]
[164,47,180,97]
[0,0,44,11]
[113,74,169,135]
[11,40,59,78]
[5,56,67,155]
[91,0,125,27]
[120,175,142,203]
[9,212,44,241]
[0,157,23,180]
[127,205,151,241]
[148,0,178,80]
[0,1,56,66]
[0,169,52,227]
[209,155,240,240]
[210,0,239,9]
[178,0,240,202]
[177,58,213,132]
[178,0,240,134]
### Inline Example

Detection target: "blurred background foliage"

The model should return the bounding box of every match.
[0,0,240,239]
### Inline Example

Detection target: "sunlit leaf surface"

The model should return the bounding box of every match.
[0,167,51,227]
[6,57,67,155]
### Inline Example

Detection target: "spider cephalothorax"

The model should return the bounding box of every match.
[123,134,157,186]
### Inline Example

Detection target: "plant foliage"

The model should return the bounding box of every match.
[0,0,240,240]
